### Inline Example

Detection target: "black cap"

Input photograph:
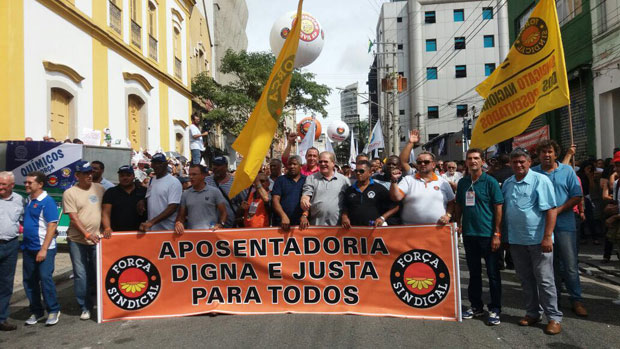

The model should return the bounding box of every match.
[117,165,134,174]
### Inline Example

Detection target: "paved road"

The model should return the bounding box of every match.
[3,252,620,349]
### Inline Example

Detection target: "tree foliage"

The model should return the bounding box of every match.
[192,49,331,134]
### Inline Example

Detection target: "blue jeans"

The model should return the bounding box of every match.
[463,236,502,312]
[191,149,202,165]
[553,230,583,303]
[0,238,19,322]
[22,248,60,316]
[68,241,97,312]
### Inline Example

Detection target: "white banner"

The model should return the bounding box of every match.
[367,120,384,153]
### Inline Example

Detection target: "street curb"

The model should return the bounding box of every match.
[9,268,74,306]
[579,260,620,286]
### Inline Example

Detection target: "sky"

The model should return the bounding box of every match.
[245,0,387,129]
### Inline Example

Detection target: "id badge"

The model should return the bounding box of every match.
[465,191,475,206]
[249,201,259,215]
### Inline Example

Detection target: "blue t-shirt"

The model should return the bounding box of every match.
[532,162,582,232]
[502,170,556,245]
[23,191,59,251]
[272,174,306,226]
[456,173,504,237]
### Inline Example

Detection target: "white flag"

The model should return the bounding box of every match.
[348,131,357,168]
[367,119,385,153]
[298,118,315,163]
[325,138,334,153]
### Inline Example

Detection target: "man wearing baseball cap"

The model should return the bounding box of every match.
[205,156,246,228]
[140,153,182,232]
[102,165,147,233]
[62,161,106,320]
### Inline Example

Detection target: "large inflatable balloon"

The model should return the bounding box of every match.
[269,11,325,68]
[297,117,322,141]
[327,121,350,142]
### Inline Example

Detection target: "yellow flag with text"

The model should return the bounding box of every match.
[470,0,569,150]
[229,0,303,198]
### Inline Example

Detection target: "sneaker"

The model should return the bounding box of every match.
[487,311,501,325]
[24,314,45,326]
[80,310,91,320]
[462,307,485,319]
[45,312,60,326]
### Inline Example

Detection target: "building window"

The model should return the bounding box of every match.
[456,104,468,117]
[397,17,403,23]
[557,0,583,26]
[130,0,142,48]
[426,39,437,52]
[485,63,496,76]
[482,7,493,20]
[425,11,436,24]
[109,0,122,34]
[454,9,464,22]
[427,67,438,80]
[454,37,466,50]
[483,35,495,48]
[397,44,403,50]
[128,94,146,150]
[147,1,158,60]
[455,65,467,78]
[399,109,405,115]
[173,27,182,79]
[428,106,439,119]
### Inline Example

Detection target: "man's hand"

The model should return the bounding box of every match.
[240,201,250,211]
[390,168,402,182]
[456,225,462,236]
[85,233,100,244]
[280,215,291,232]
[541,236,553,253]
[139,221,153,233]
[437,214,450,225]
[174,221,185,235]
[287,132,297,144]
[299,215,309,230]
[374,216,385,227]
[567,144,576,157]
[408,129,420,144]
[102,227,113,239]
[491,236,501,252]
[341,215,351,230]
[606,215,619,228]
[36,248,47,263]
[300,196,311,211]
[212,223,223,232]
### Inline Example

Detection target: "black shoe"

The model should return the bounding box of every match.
[0,321,17,331]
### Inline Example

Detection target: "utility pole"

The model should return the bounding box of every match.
[384,63,392,155]
[391,42,399,156]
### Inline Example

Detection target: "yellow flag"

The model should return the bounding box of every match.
[470,0,569,150]
[229,0,304,198]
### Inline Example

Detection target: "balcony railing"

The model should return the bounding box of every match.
[148,35,158,61]
[109,1,121,34]
[174,57,182,79]
[131,20,141,48]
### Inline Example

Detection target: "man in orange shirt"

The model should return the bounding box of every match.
[241,173,271,228]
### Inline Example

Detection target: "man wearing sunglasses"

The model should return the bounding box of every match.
[341,160,399,228]
[390,151,455,225]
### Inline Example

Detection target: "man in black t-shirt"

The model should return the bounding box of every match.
[102,165,147,232]
[342,160,399,228]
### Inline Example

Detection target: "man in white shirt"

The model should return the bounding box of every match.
[441,161,463,192]
[140,153,183,231]
[189,113,209,165]
[390,151,455,225]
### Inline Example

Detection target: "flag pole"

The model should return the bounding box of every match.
[568,102,575,167]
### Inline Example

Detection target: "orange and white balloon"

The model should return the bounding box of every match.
[327,121,350,142]
[297,117,322,141]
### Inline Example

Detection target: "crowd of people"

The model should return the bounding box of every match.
[1,129,619,336]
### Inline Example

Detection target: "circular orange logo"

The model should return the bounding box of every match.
[391,249,450,308]
[515,17,548,55]
[106,256,161,311]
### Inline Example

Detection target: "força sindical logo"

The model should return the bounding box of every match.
[390,249,450,308]
[515,17,548,55]
[105,256,161,311]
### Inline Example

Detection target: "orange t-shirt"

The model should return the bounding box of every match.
[243,189,270,228]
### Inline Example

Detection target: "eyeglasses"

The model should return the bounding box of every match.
[354,169,366,174]
[447,166,457,169]
[318,160,330,164]
[416,160,432,165]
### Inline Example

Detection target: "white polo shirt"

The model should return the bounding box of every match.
[397,172,455,224]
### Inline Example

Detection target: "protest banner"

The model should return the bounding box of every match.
[97,225,461,322]
[512,125,550,152]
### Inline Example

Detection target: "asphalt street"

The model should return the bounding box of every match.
[2,251,620,349]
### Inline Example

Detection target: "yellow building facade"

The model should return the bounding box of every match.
[0,0,208,156]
